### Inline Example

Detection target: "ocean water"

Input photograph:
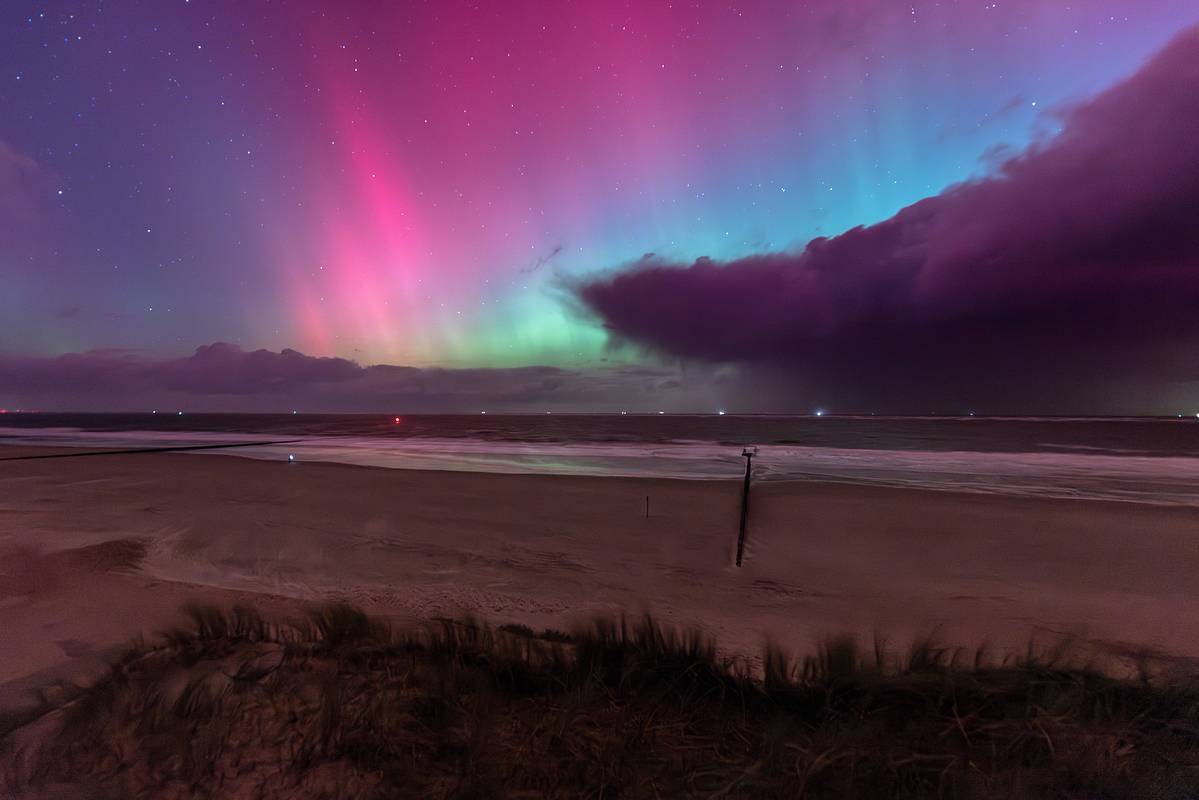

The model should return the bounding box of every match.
[3,413,1199,505]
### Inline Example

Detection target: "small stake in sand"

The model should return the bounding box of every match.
[735,447,757,567]
[645,495,649,518]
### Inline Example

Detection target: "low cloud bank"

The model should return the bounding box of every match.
[0,342,719,412]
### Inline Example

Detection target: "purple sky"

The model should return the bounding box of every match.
[2,3,1198,413]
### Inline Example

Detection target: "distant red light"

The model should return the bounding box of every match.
[393,416,402,424]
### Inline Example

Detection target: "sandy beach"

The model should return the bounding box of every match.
[3,444,1199,710]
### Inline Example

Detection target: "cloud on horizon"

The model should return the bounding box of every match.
[0,342,730,412]
[575,24,1199,413]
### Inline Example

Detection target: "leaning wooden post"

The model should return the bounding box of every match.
[735,447,757,566]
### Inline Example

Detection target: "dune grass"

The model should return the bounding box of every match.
[4,604,1199,799]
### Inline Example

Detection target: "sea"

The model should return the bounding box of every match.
[3,413,1199,506]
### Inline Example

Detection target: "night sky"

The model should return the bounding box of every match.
[2,1,1198,413]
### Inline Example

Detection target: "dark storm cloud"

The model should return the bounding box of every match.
[0,343,723,412]
[575,25,1199,412]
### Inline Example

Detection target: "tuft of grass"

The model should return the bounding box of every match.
[4,604,1199,799]
[305,602,390,648]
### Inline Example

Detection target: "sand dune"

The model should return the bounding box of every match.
[3,444,1199,712]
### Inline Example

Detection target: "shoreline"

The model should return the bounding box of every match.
[7,429,1199,507]
[3,443,1199,710]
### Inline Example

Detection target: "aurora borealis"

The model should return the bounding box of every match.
[3,1,1199,412]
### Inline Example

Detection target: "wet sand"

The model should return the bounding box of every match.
[3,444,1198,708]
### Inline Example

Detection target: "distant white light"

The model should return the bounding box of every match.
[292,410,298,414]
[620,410,627,415]
[814,409,824,417]
[177,411,183,416]
[718,410,726,416]
[152,410,158,414]
[288,454,295,462]
[658,410,665,415]
[481,410,487,414]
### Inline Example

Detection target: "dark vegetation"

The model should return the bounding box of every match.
[4,603,1199,798]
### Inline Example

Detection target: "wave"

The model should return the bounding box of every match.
[5,426,1199,507]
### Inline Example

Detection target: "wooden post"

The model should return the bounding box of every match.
[735,447,756,566]
[645,495,649,518]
